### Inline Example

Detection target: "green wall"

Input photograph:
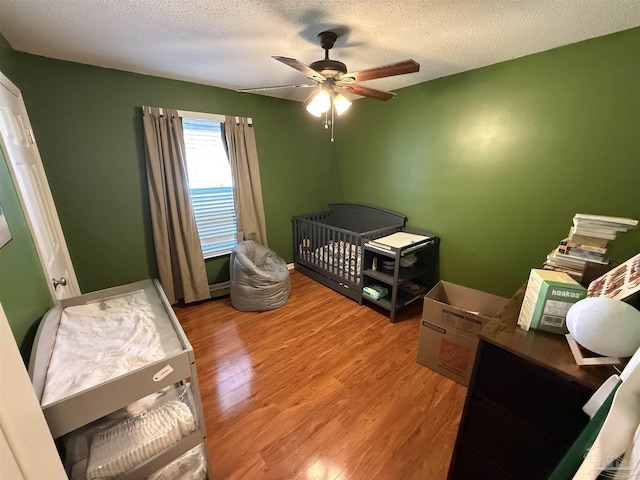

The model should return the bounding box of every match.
[336,28,640,297]
[0,33,13,67]
[1,26,639,348]
[0,147,52,352]
[1,52,340,293]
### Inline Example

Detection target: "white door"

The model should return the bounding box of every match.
[0,71,79,300]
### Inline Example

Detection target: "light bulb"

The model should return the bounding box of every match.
[305,90,331,117]
[333,94,352,116]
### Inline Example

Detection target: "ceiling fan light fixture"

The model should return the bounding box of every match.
[333,94,352,116]
[304,89,332,117]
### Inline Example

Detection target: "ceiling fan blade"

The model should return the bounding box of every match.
[237,83,316,92]
[336,84,395,101]
[272,56,326,82]
[340,59,420,83]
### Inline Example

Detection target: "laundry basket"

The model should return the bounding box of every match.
[230,240,290,311]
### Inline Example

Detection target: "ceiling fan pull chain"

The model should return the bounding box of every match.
[331,102,335,143]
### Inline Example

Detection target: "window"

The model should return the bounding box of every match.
[182,115,237,258]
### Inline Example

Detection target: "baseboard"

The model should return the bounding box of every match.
[209,280,230,298]
[287,263,295,270]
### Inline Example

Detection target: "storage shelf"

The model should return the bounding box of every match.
[68,430,204,480]
[362,268,393,284]
[34,280,211,479]
[397,265,430,284]
[363,294,392,311]
[363,286,426,311]
[361,231,439,322]
[398,284,428,299]
[363,264,431,286]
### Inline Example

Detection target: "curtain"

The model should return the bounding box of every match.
[142,107,210,304]
[222,116,268,246]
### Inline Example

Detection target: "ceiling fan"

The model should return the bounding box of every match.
[238,31,420,128]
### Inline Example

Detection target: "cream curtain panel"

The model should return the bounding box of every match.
[223,116,268,246]
[142,106,210,304]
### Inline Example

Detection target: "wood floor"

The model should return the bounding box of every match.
[174,271,466,480]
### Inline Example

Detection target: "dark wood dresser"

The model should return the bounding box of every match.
[447,288,619,480]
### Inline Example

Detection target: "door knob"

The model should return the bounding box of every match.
[52,277,67,290]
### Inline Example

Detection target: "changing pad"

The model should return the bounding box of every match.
[41,289,183,406]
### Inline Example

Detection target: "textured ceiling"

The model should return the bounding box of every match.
[0,1,639,102]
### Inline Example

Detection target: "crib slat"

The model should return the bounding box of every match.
[313,222,317,267]
[341,232,347,281]
[350,232,356,283]
[293,218,298,262]
[347,232,352,282]
[336,231,340,279]
[319,223,324,270]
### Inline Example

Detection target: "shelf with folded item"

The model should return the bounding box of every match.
[361,231,439,322]
[362,283,427,312]
[62,383,208,480]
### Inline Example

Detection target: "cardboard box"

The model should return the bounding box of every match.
[517,269,587,335]
[417,281,509,386]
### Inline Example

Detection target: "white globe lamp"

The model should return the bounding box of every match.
[566,297,640,358]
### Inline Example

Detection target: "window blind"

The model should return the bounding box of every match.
[182,119,237,258]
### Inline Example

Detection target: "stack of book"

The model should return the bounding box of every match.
[571,213,638,240]
[544,214,638,280]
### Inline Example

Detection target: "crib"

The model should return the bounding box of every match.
[292,203,406,302]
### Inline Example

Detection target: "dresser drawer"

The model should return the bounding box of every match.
[449,442,513,480]
[461,395,565,480]
[473,341,592,447]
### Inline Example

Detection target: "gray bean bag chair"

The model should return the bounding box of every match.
[230,240,290,311]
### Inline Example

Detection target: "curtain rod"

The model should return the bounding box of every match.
[144,107,253,126]
[171,107,253,126]
[233,116,253,126]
